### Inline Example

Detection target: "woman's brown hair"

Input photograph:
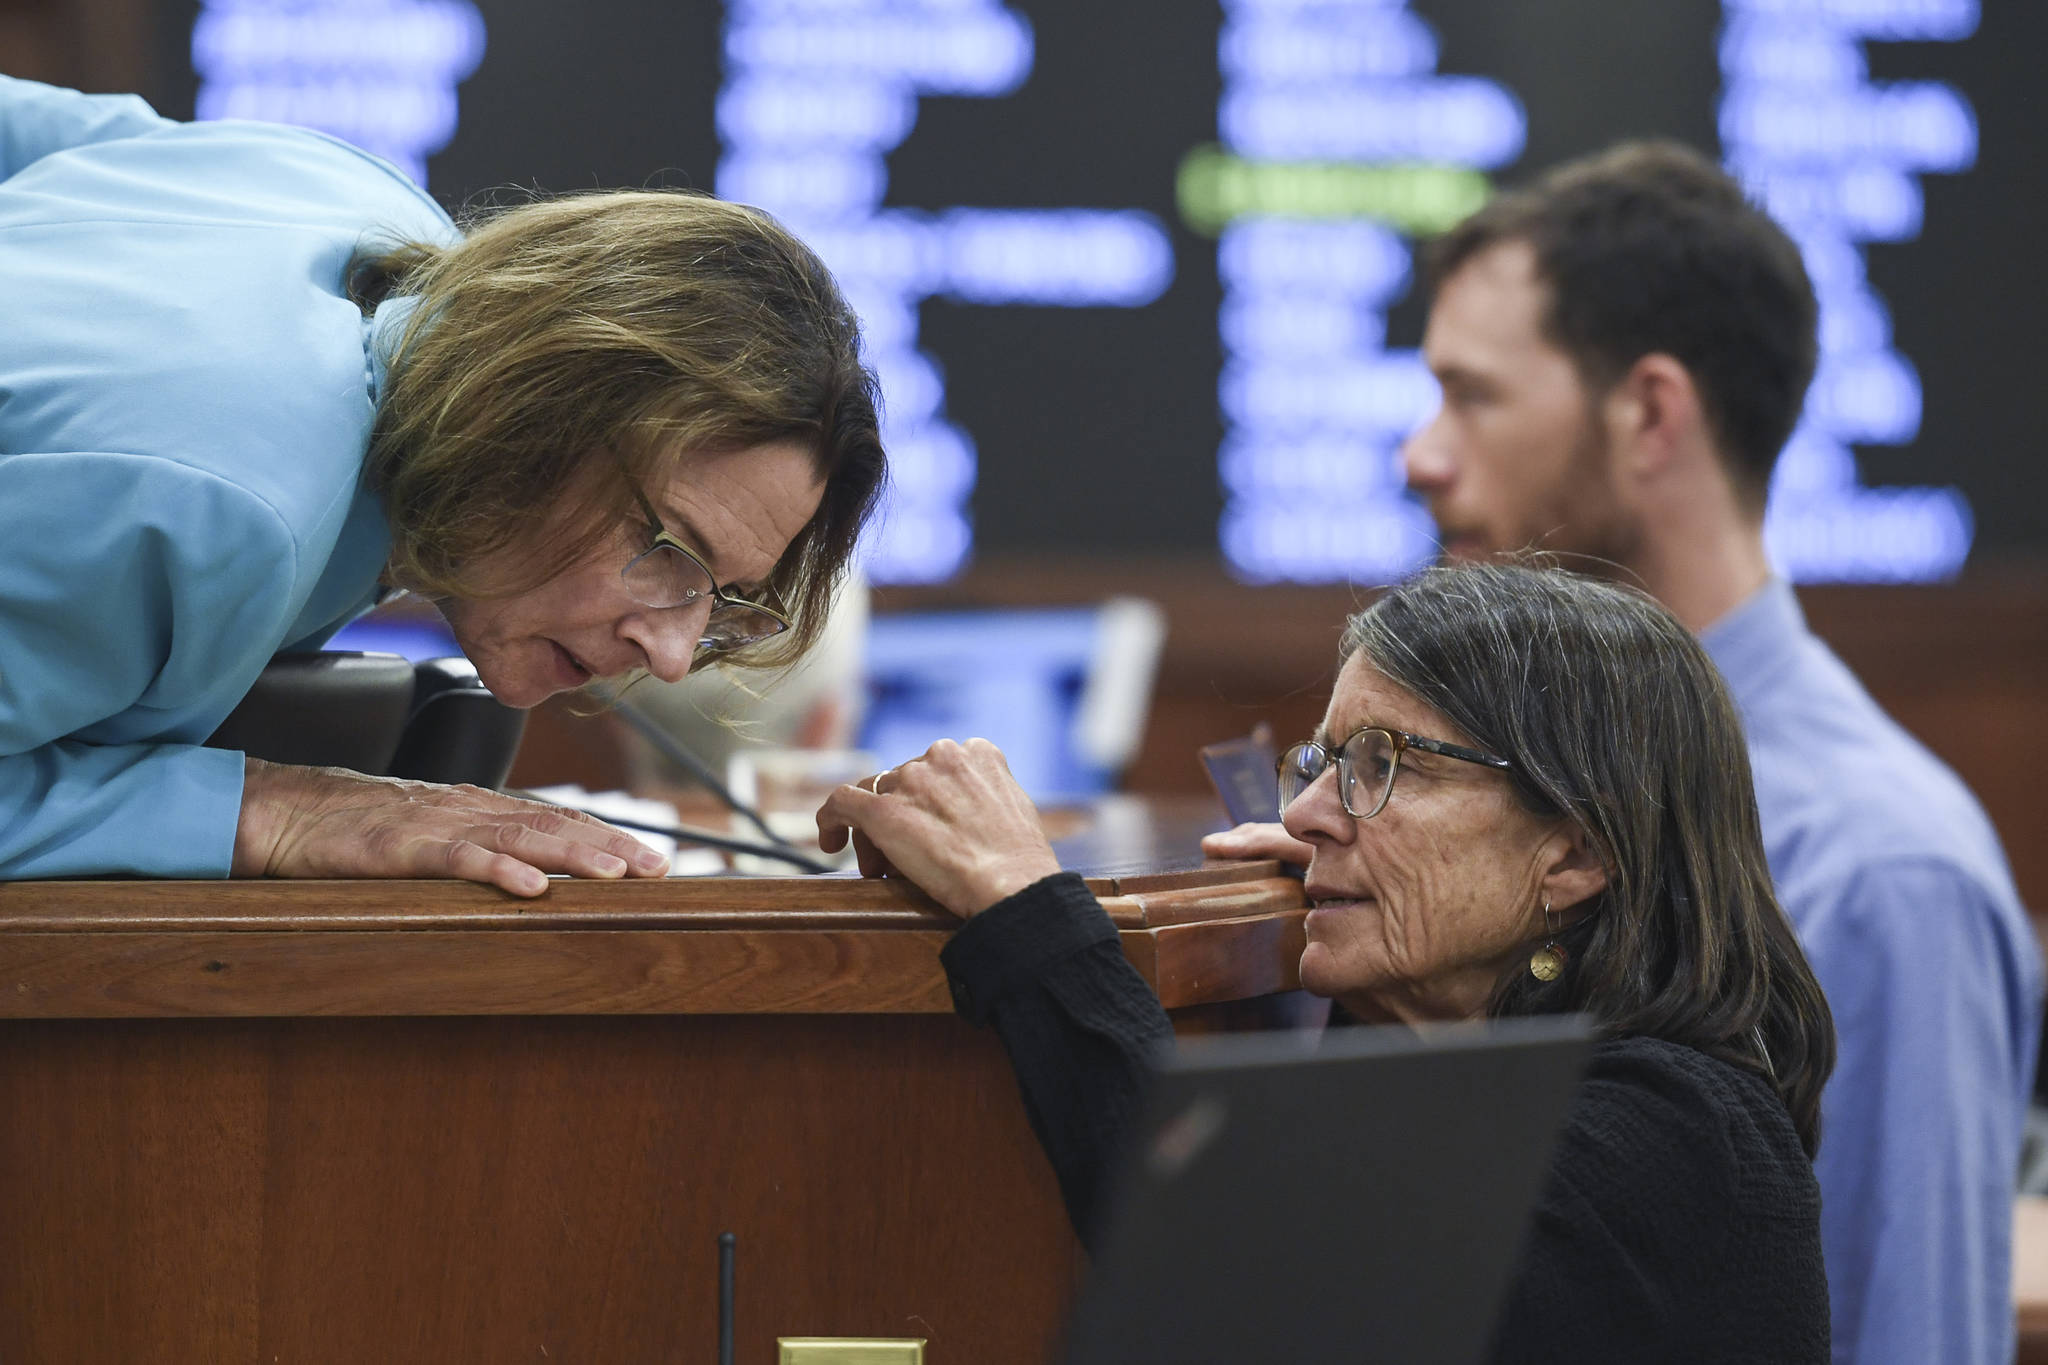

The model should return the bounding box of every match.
[349,189,885,668]
[1341,560,1836,1155]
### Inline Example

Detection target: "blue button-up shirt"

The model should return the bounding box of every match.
[0,76,455,879]
[1703,579,2041,1365]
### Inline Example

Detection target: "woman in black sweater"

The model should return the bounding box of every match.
[818,562,1835,1362]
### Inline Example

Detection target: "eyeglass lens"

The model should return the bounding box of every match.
[623,543,713,610]
[698,602,786,647]
[1277,729,1399,818]
[623,545,784,646]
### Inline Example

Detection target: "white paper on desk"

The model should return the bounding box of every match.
[523,785,729,877]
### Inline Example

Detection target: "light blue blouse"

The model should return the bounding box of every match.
[0,76,456,878]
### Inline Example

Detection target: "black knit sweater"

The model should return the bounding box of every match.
[939,872,1829,1364]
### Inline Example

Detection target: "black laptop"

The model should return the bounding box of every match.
[1060,1015,1593,1365]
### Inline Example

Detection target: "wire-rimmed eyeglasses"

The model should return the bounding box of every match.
[1278,726,1512,820]
[619,478,792,653]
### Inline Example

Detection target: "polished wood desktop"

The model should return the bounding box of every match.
[0,809,1305,1365]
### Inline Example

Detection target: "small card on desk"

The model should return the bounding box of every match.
[1199,732,1281,826]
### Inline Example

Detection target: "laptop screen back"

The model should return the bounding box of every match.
[1062,1016,1592,1365]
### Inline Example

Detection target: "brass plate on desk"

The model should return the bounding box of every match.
[778,1339,925,1364]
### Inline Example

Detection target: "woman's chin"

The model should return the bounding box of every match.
[468,655,549,709]
[1299,942,1400,1014]
[1297,943,1354,1000]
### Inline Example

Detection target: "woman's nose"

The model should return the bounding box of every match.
[1281,764,1352,846]
[626,600,708,684]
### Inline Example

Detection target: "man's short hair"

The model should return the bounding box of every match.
[1424,141,1818,502]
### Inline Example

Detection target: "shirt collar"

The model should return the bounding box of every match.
[363,293,422,411]
[1699,577,1808,705]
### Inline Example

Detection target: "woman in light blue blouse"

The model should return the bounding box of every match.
[0,76,884,894]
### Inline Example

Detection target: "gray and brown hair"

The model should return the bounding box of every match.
[350,189,885,669]
[1342,560,1834,1154]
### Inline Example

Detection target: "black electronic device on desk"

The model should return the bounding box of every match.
[1061,1016,1591,1365]
[206,652,525,790]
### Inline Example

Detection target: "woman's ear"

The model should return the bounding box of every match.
[1540,820,1609,922]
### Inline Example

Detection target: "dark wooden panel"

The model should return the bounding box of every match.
[0,857,1305,1362]
[0,928,960,1018]
[1150,910,1308,1009]
[0,0,155,92]
[0,1012,1079,1365]
[0,6,66,86]
[0,917,1303,1018]
[508,691,634,793]
[0,858,1292,931]
[0,875,944,929]
[1116,874,1306,928]
[0,868,1308,1017]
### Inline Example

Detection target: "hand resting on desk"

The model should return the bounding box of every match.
[814,737,1062,919]
[232,757,671,897]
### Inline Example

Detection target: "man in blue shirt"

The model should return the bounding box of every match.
[1213,141,2041,1364]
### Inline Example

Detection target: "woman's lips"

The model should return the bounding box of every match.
[1304,897,1374,929]
[548,641,592,688]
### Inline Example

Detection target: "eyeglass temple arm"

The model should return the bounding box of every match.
[624,480,666,534]
[1404,734,1513,769]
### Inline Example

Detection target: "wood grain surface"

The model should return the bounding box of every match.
[0,845,1307,1361]
[0,870,1307,1018]
[0,857,1288,929]
[0,1012,1081,1365]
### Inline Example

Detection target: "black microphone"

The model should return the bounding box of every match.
[718,1232,736,1365]
[598,688,808,855]
[506,789,837,875]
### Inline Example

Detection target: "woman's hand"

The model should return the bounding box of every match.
[233,757,670,896]
[814,738,1062,919]
[1200,821,1314,867]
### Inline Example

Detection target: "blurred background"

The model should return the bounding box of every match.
[4,0,2042,899]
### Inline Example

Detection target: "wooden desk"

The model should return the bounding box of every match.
[0,840,1305,1364]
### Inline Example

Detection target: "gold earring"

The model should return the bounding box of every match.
[1529,897,1568,982]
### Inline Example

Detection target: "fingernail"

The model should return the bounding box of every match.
[519,870,548,896]
[596,853,628,876]
[634,849,669,873]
